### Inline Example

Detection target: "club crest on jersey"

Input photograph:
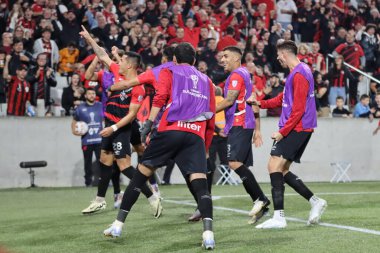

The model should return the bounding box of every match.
[232,80,238,87]
[190,75,199,89]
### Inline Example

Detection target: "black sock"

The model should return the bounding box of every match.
[185,175,198,204]
[111,163,121,194]
[284,171,314,201]
[97,163,113,197]
[148,173,157,185]
[206,158,214,194]
[190,178,213,229]
[234,165,266,202]
[137,155,142,164]
[121,166,153,198]
[270,172,285,210]
[118,169,149,222]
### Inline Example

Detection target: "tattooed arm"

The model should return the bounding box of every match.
[79,25,113,68]
[216,89,239,113]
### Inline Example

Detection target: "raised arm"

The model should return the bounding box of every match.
[79,25,113,67]
[84,56,99,81]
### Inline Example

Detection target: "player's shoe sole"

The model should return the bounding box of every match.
[248,206,270,224]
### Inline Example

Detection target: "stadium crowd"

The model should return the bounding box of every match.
[0,0,379,119]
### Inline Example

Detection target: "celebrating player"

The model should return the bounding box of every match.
[216,46,270,224]
[79,26,162,217]
[103,42,216,250]
[252,40,327,229]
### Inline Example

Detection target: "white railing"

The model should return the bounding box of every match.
[326,54,380,98]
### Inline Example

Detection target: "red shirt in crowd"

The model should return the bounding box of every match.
[260,73,313,136]
[153,68,215,150]
[7,76,31,116]
[335,43,365,70]
[177,14,201,48]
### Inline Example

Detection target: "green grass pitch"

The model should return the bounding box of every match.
[1,182,379,253]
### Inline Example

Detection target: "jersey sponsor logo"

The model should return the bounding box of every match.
[82,108,87,112]
[190,75,199,89]
[138,95,143,102]
[232,80,238,88]
[88,81,98,87]
[25,86,29,92]
[177,121,201,132]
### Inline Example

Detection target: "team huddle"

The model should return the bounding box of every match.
[74,25,327,250]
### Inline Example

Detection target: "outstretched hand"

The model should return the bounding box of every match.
[79,25,91,41]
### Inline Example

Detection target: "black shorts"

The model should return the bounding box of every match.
[130,120,142,146]
[141,130,207,175]
[101,121,131,159]
[270,130,312,163]
[227,126,254,166]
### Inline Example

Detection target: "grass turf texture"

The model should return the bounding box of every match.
[0,182,379,253]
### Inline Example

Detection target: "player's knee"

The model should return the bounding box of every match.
[189,173,207,181]
[100,151,113,166]
[268,156,286,173]
[229,161,242,170]
[137,163,154,177]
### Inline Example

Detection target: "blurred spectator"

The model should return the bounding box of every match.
[325,55,356,106]
[199,38,218,69]
[353,94,371,118]
[370,69,380,101]
[1,32,13,54]
[297,43,313,68]
[276,0,297,29]
[33,28,59,68]
[26,53,57,110]
[3,61,31,117]
[56,7,85,47]
[253,40,268,68]
[370,93,380,119]
[59,41,80,75]
[62,73,84,116]
[7,38,33,76]
[298,0,318,43]
[310,42,326,74]
[332,96,352,118]
[357,24,379,73]
[262,73,284,117]
[314,71,329,117]
[0,49,5,105]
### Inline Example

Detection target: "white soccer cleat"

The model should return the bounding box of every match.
[82,200,106,214]
[248,199,270,224]
[308,197,327,225]
[149,196,163,218]
[103,222,123,238]
[202,230,215,250]
[255,218,287,229]
[188,209,202,222]
[114,191,124,209]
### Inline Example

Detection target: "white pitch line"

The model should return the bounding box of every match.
[164,199,380,236]
[166,191,380,200]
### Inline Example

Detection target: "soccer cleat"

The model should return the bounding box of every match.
[308,198,327,225]
[188,209,202,222]
[113,191,124,209]
[82,200,106,214]
[103,222,122,238]
[202,230,215,250]
[255,218,287,229]
[248,199,270,224]
[149,197,163,218]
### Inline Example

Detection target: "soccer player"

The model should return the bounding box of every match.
[71,88,103,187]
[215,46,270,224]
[103,42,216,250]
[252,40,327,229]
[79,26,162,217]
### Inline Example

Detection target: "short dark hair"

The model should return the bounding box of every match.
[163,46,175,61]
[85,87,96,93]
[174,42,195,65]
[336,96,344,101]
[125,51,141,68]
[223,46,242,56]
[226,26,235,35]
[13,38,23,45]
[276,40,298,55]
[360,94,369,100]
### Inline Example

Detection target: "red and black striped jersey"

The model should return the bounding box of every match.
[104,63,145,124]
[7,76,31,116]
